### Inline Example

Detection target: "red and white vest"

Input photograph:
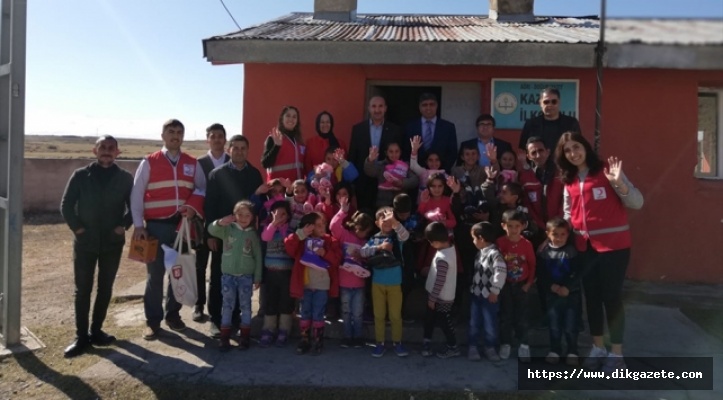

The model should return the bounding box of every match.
[143,151,204,220]
[519,166,564,229]
[266,135,304,182]
[566,168,631,252]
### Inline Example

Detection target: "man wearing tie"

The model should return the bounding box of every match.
[348,95,404,213]
[404,93,458,173]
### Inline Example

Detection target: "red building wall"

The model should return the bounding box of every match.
[242,63,723,283]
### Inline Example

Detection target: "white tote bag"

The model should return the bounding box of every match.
[162,218,198,307]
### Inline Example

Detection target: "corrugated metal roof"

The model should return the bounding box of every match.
[208,13,723,46]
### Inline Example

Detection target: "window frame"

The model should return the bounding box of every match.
[696,88,723,179]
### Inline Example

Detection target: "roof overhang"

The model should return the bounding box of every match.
[203,40,597,67]
[203,39,723,70]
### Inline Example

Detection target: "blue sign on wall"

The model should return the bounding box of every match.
[491,79,579,130]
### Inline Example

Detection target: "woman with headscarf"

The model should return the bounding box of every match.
[262,106,305,182]
[303,111,346,176]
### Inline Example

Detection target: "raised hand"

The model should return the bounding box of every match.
[271,127,283,146]
[219,214,236,226]
[382,209,398,225]
[302,223,315,237]
[410,136,422,156]
[339,195,349,211]
[420,188,431,203]
[484,165,498,181]
[485,143,497,163]
[333,148,346,163]
[255,182,270,195]
[446,175,461,193]
[280,178,292,189]
[604,156,623,185]
[368,146,379,162]
[271,208,286,226]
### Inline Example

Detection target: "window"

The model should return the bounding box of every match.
[696,90,722,178]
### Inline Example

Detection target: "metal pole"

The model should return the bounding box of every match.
[594,0,607,153]
[0,0,26,348]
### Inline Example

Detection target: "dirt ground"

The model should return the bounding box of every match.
[25,135,208,159]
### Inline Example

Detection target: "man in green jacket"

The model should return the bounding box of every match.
[60,135,134,358]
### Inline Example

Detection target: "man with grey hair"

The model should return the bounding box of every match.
[60,135,134,358]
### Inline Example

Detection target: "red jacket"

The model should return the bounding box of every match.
[303,135,347,177]
[518,166,564,229]
[143,151,204,220]
[566,167,631,252]
[285,232,342,299]
[266,135,304,182]
[418,196,456,229]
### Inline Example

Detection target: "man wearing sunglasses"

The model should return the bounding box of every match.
[518,88,581,152]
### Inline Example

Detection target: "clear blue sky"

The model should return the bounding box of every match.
[26,0,722,140]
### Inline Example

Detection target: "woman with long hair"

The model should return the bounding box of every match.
[554,132,643,372]
[262,106,305,182]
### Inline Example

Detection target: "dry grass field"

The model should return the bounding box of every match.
[24,135,209,159]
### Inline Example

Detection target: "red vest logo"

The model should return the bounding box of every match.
[172,265,183,279]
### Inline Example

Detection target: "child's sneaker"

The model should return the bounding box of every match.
[258,330,273,348]
[467,346,481,361]
[518,344,531,363]
[566,353,579,366]
[499,344,511,360]
[275,330,288,347]
[437,345,461,359]
[394,342,409,357]
[421,342,434,357]
[601,354,626,374]
[484,347,501,362]
[582,345,608,370]
[371,342,386,358]
[353,338,365,348]
[545,351,560,364]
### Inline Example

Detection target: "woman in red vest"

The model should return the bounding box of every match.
[262,106,305,182]
[303,111,347,176]
[555,132,643,373]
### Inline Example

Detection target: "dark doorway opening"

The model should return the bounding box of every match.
[370,85,442,128]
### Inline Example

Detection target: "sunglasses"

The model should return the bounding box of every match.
[542,99,559,105]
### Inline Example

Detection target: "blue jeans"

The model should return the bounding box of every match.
[468,295,499,348]
[340,287,364,338]
[221,274,253,328]
[301,289,328,323]
[547,290,581,355]
[144,221,182,327]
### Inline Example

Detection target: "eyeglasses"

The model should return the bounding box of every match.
[477,122,494,127]
[542,99,559,105]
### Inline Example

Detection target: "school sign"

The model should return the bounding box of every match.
[491,79,579,130]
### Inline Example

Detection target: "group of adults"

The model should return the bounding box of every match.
[60,87,642,368]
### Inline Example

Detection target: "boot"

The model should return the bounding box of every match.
[296,328,311,355]
[276,329,289,347]
[219,327,231,352]
[239,326,251,350]
[259,329,274,348]
[312,327,325,355]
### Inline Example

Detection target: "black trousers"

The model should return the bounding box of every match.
[195,244,222,309]
[423,301,457,347]
[499,281,530,346]
[73,246,122,338]
[581,247,630,344]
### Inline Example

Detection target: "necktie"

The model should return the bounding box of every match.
[423,120,433,151]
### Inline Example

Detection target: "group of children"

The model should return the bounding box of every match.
[206,140,581,365]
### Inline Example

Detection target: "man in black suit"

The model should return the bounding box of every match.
[404,93,458,172]
[518,87,581,152]
[194,124,230,326]
[204,134,263,337]
[347,95,404,213]
[458,114,513,168]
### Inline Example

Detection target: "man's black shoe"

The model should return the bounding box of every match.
[89,330,116,346]
[64,337,90,358]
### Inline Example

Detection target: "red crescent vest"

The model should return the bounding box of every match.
[266,135,304,182]
[519,166,564,229]
[566,167,631,252]
[143,151,204,220]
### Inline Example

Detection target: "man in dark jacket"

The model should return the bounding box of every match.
[458,114,513,168]
[347,95,404,213]
[518,87,581,152]
[193,123,229,323]
[204,134,263,336]
[60,135,133,358]
[404,92,458,173]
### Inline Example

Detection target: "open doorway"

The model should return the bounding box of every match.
[369,85,442,127]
